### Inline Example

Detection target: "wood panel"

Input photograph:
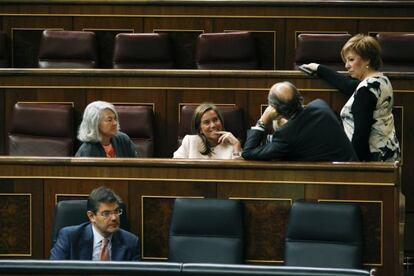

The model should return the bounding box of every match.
[0,156,403,276]
[0,179,43,259]
[1,1,413,69]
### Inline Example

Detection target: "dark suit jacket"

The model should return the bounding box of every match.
[242,99,358,161]
[50,222,140,261]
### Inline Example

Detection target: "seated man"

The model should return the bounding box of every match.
[50,186,140,261]
[242,81,358,161]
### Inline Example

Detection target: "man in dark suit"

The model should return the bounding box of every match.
[242,81,357,161]
[50,186,140,261]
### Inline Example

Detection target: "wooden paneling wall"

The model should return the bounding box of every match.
[0,157,403,276]
[1,1,414,69]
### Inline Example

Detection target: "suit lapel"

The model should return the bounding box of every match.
[78,223,94,260]
[111,231,126,261]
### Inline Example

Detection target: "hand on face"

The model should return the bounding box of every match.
[260,105,279,126]
[216,131,242,153]
[216,131,239,145]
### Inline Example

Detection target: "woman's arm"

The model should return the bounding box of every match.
[350,87,378,161]
[317,65,360,96]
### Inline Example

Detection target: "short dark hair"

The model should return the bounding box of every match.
[87,186,122,213]
[268,82,303,119]
[191,103,225,156]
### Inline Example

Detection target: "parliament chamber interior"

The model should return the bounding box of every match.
[0,0,413,275]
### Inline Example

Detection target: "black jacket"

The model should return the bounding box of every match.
[75,131,139,157]
[242,99,358,161]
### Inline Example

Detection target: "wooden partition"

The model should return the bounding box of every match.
[1,0,414,69]
[0,156,403,276]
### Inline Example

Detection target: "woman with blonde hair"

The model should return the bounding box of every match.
[173,103,242,159]
[301,34,400,161]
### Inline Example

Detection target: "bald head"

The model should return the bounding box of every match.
[270,82,297,102]
[268,81,303,119]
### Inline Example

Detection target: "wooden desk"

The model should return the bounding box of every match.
[0,157,403,275]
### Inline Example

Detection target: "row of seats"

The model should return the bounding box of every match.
[294,32,414,71]
[0,260,372,275]
[7,102,155,157]
[7,102,245,157]
[38,30,258,69]
[1,30,413,70]
[53,198,365,269]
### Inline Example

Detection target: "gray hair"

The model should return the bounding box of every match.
[77,101,120,142]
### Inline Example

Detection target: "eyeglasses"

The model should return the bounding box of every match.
[97,209,123,219]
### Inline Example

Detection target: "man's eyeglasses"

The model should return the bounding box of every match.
[97,209,123,219]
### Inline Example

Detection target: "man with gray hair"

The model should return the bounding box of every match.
[242,82,357,161]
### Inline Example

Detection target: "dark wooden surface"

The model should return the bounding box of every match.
[1,1,414,69]
[0,157,403,275]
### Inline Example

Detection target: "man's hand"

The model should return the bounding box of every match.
[260,105,278,126]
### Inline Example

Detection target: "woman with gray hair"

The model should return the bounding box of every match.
[75,101,139,157]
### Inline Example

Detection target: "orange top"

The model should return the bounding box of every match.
[102,143,116,158]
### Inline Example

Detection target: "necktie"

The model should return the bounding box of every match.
[100,238,109,261]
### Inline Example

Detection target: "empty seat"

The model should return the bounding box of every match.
[284,201,363,269]
[177,104,246,146]
[51,199,129,247]
[115,104,155,157]
[38,30,98,68]
[0,32,9,67]
[195,32,258,69]
[7,102,74,156]
[113,33,174,69]
[294,33,351,70]
[168,198,244,263]
[376,32,414,71]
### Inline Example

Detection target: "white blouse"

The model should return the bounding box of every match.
[173,135,241,159]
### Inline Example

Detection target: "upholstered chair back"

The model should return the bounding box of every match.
[38,30,98,68]
[196,32,258,69]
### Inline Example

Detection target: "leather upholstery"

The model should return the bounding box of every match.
[7,103,74,156]
[376,32,414,71]
[177,104,246,146]
[113,33,174,69]
[168,198,244,264]
[284,201,363,269]
[195,32,258,69]
[0,32,9,67]
[52,199,129,246]
[294,33,351,70]
[115,104,155,157]
[38,30,98,68]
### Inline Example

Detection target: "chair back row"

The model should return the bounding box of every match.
[37,30,259,70]
[7,102,245,157]
[7,102,154,157]
[52,198,364,270]
[294,32,414,71]
[2,30,413,71]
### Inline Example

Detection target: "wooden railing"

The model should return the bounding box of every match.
[0,156,403,275]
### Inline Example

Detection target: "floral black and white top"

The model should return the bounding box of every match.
[317,65,400,161]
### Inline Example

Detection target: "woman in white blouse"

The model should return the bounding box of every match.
[173,103,242,159]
